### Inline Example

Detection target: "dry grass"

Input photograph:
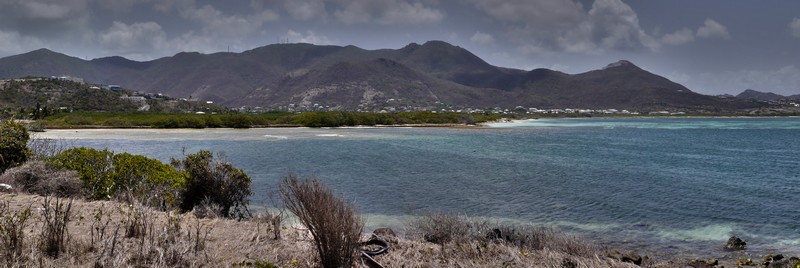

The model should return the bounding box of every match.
[0,193,317,267]
[0,193,651,267]
[280,175,364,268]
[403,212,636,268]
[0,160,83,198]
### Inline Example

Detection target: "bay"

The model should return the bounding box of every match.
[36,117,800,257]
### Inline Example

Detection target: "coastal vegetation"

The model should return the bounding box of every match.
[170,150,252,220]
[38,111,511,128]
[0,120,30,172]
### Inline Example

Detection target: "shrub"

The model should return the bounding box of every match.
[48,147,114,199]
[481,224,600,258]
[0,201,32,263]
[279,175,363,268]
[49,148,187,206]
[409,213,601,259]
[410,212,471,255]
[191,197,223,219]
[171,150,252,219]
[0,120,30,172]
[39,196,72,258]
[0,160,83,197]
[112,153,187,208]
[220,114,252,128]
[63,115,94,126]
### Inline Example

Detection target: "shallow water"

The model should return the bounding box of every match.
[38,117,800,258]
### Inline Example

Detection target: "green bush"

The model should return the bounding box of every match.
[63,116,94,126]
[49,148,187,206]
[220,114,252,128]
[112,153,188,208]
[171,150,252,219]
[0,120,31,173]
[48,147,114,199]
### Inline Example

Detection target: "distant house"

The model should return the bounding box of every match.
[103,85,122,91]
[120,95,146,103]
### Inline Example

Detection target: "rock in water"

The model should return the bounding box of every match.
[724,236,747,251]
[608,249,643,265]
[688,258,718,268]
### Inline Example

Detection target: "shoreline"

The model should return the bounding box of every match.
[30,114,800,131]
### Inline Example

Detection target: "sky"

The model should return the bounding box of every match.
[1,0,799,96]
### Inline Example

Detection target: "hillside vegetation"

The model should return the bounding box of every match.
[0,78,227,121]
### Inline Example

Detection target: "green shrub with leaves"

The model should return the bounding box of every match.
[0,120,31,172]
[112,152,188,208]
[171,150,252,219]
[49,148,187,206]
[48,147,114,199]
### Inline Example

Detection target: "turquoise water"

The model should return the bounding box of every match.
[39,118,800,257]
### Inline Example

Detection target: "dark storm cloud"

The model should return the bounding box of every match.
[0,0,91,37]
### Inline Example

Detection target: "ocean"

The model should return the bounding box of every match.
[37,117,800,258]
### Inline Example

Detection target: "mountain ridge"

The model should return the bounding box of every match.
[735,89,799,101]
[0,41,759,111]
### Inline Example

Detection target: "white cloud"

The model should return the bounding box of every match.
[696,18,730,39]
[20,2,74,19]
[470,31,494,45]
[659,18,730,46]
[333,0,443,25]
[284,0,327,21]
[378,2,443,25]
[518,43,549,56]
[585,0,658,50]
[153,0,193,12]
[661,28,695,45]
[790,18,800,38]
[283,30,334,45]
[179,4,279,37]
[472,0,584,28]
[97,0,151,11]
[98,21,167,59]
[471,0,657,55]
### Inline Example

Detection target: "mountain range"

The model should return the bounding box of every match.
[735,89,800,102]
[0,40,762,111]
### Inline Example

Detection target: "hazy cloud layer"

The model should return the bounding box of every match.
[0,0,798,95]
[283,30,334,45]
[661,19,730,46]
[696,19,730,39]
[791,18,800,38]
[470,31,495,45]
